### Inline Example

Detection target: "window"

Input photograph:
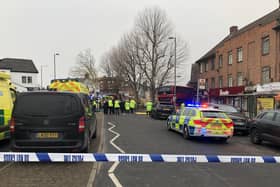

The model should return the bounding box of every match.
[262,36,270,55]
[205,62,208,72]
[22,76,27,84]
[211,58,215,70]
[27,76,32,84]
[261,112,275,121]
[199,63,203,73]
[211,77,215,88]
[262,66,271,84]
[237,47,243,62]
[218,55,223,68]
[237,72,243,86]
[228,74,233,87]
[219,76,223,88]
[228,51,233,65]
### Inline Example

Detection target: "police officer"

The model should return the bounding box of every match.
[145,100,153,116]
[92,99,97,113]
[114,99,120,115]
[120,99,125,113]
[108,97,114,115]
[125,100,130,113]
[130,98,136,114]
[103,99,108,115]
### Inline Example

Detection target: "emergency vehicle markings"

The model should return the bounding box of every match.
[108,122,125,187]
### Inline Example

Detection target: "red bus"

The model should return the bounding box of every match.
[157,86,195,106]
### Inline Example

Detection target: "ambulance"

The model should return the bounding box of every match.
[0,71,17,140]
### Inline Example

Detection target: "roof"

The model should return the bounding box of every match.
[196,8,280,63]
[0,58,38,73]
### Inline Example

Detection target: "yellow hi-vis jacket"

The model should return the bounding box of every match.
[108,100,113,107]
[125,101,130,111]
[146,101,153,112]
[130,99,136,109]
[114,100,120,108]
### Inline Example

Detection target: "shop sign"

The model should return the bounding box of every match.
[220,89,229,96]
[257,82,280,92]
[257,98,274,113]
[245,86,256,93]
[199,79,206,90]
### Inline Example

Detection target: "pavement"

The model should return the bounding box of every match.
[0,112,280,186]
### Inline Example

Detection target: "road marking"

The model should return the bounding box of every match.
[108,122,124,187]
[0,163,13,172]
[136,112,146,115]
[87,113,104,187]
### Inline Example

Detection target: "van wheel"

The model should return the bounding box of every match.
[82,133,90,153]
[92,122,97,139]
[183,125,191,140]
[250,128,262,144]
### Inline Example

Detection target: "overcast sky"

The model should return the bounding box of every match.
[0,0,278,86]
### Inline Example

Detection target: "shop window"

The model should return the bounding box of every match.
[237,47,243,62]
[237,72,243,86]
[262,36,270,55]
[262,66,271,84]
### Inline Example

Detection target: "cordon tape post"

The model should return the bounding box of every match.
[0,152,280,164]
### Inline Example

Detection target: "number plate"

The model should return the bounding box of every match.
[211,124,221,128]
[36,132,59,139]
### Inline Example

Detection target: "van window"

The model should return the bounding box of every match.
[15,94,80,116]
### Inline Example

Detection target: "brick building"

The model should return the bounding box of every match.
[97,76,134,97]
[192,7,280,117]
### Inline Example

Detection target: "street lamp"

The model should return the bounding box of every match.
[53,52,60,79]
[168,36,177,108]
[40,65,48,89]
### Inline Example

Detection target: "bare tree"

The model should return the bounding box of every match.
[100,53,115,77]
[70,48,97,86]
[134,7,188,102]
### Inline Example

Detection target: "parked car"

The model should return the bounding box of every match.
[151,103,175,119]
[208,103,249,135]
[10,91,97,153]
[249,110,280,145]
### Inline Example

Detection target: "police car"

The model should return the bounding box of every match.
[167,104,234,142]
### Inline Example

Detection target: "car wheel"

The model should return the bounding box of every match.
[167,120,172,131]
[220,138,228,143]
[183,125,191,140]
[250,128,262,144]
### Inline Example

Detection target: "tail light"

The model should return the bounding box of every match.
[78,116,85,133]
[224,121,234,128]
[193,120,207,127]
[10,117,15,133]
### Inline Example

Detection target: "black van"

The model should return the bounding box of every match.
[10,91,97,152]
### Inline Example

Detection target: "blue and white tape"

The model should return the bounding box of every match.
[1,153,280,163]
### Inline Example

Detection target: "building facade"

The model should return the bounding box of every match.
[0,58,39,91]
[193,8,280,117]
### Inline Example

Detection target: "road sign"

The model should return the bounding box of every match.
[199,79,206,90]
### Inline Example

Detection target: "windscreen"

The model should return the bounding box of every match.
[201,111,228,118]
[214,105,238,113]
[158,86,172,95]
[14,94,80,116]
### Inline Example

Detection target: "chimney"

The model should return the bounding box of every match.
[230,26,238,34]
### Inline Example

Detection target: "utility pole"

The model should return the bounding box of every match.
[53,52,59,79]
[40,65,47,89]
[169,36,177,109]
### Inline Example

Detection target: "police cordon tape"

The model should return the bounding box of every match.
[1,152,280,163]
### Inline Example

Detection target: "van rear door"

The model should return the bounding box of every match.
[12,93,83,141]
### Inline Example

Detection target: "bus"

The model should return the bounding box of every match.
[157,86,195,106]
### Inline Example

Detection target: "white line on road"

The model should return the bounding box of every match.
[108,122,124,187]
